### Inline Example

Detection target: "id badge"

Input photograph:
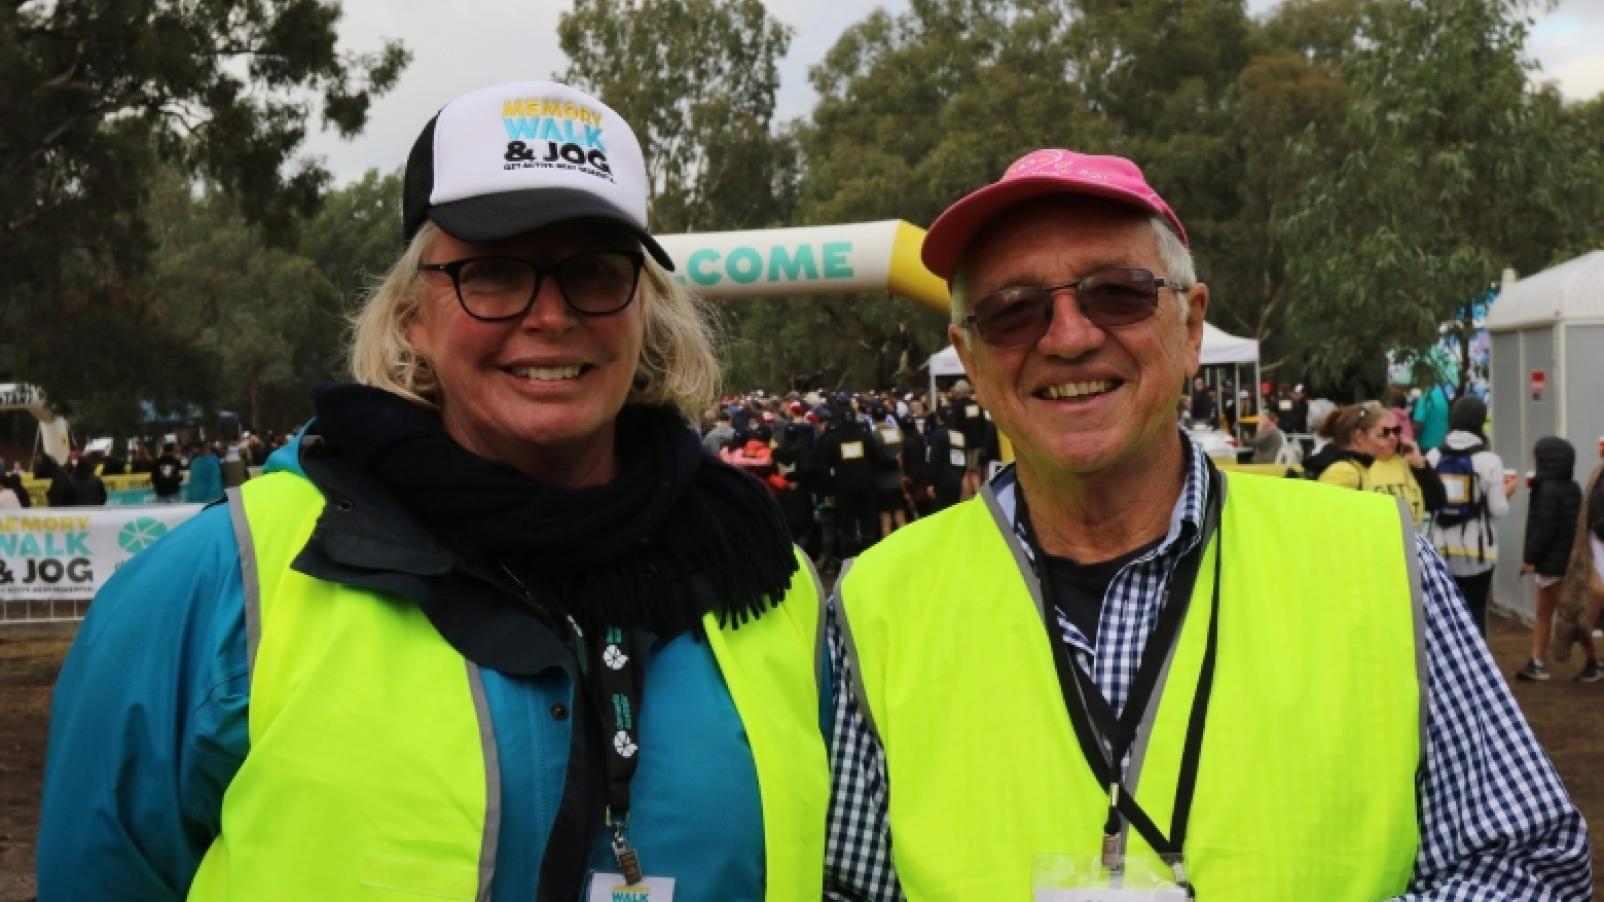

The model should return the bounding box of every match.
[1032,854,1188,902]
[586,873,675,902]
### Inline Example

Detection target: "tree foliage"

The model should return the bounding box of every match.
[558,0,797,233]
[12,0,1604,426]
[1277,0,1604,393]
[0,0,408,411]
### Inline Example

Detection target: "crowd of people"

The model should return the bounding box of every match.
[692,383,999,573]
[4,431,292,508]
[1292,393,1604,686]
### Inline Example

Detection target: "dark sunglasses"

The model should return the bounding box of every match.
[1378,426,1403,438]
[418,250,645,321]
[960,268,1188,348]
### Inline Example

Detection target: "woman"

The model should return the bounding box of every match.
[1317,401,1444,529]
[1516,436,1591,682]
[1425,396,1516,633]
[39,81,828,901]
[1306,404,1368,482]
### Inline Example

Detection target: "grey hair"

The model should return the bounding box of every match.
[950,215,1196,345]
[348,220,720,415]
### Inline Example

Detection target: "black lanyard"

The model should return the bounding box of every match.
[500,564,649,885]
[1015,465,1222,890]
[577,622,649,884]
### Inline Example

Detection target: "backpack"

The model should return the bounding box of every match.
[1434,444,1485,527]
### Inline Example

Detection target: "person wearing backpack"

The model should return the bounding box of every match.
[1426,396,1515,635]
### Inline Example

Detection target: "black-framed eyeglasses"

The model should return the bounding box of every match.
[959,267,1188,348]
[418,250,645,321]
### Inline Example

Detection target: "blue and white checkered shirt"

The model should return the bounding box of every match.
[824,436,1590,900]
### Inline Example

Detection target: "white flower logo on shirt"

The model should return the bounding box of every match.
[613,730,638,758]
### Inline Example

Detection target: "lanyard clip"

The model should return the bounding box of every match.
[1170,858,1192,893]
[1101,782,1123,872]
[608,810,644,886]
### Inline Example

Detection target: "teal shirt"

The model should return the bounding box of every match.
[1413,386,1451,453]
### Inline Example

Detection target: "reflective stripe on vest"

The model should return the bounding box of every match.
[192,471,829,900]
[838,471,1423,900]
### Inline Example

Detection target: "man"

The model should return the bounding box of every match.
[1282,383,1310,436]
[815,398,888,560]
[824,149,1588,899]
[1250,406,1285,464]
[920,405,967,513]
[702,406,735,454]
[1187,375,1215,428]
[947,379,988,499]
[151,441,185,502]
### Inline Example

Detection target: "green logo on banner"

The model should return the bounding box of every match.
[118,517,168,553]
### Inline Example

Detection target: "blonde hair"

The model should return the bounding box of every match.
[348,220,721,416]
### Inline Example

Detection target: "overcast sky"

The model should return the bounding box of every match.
[304,0,1604,185]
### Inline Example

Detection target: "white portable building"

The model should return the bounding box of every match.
[1485,251,1604,621]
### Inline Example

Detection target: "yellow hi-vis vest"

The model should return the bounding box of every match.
[189,471,828,900]
[837,472,1424,900]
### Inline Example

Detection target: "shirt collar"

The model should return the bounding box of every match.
[995,428,1211,565]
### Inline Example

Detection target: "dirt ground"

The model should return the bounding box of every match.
[2,614,1603,899]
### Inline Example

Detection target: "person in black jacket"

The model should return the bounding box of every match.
[921,406,968,513]
[1516,436,1590,681]
[815,401,889,560]
[150,442,185,502]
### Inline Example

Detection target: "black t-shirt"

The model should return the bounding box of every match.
[953,399,987,450]
[1042,537,1163,645]
[151,455,184,496]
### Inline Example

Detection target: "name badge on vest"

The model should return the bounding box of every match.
[1032,854,1187,902]
[587,873,675,902]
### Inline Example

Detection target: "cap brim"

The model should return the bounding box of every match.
[429,187,675,271]
[921,176,1173,280]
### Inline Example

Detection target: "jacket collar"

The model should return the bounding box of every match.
[280,424,572,677]
[294,430,456,578]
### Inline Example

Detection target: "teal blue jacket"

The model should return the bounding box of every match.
[40,436,826,901]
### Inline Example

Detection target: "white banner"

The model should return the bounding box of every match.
[0,505,205,607]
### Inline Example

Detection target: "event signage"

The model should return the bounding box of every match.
[655,220,949,311]
[0,504,203,605]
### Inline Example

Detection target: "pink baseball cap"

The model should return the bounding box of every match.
[921,149,1187,280]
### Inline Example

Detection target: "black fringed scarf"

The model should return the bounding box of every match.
[312,383,798,637]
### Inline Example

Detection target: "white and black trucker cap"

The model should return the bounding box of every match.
[402,80,673,270]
